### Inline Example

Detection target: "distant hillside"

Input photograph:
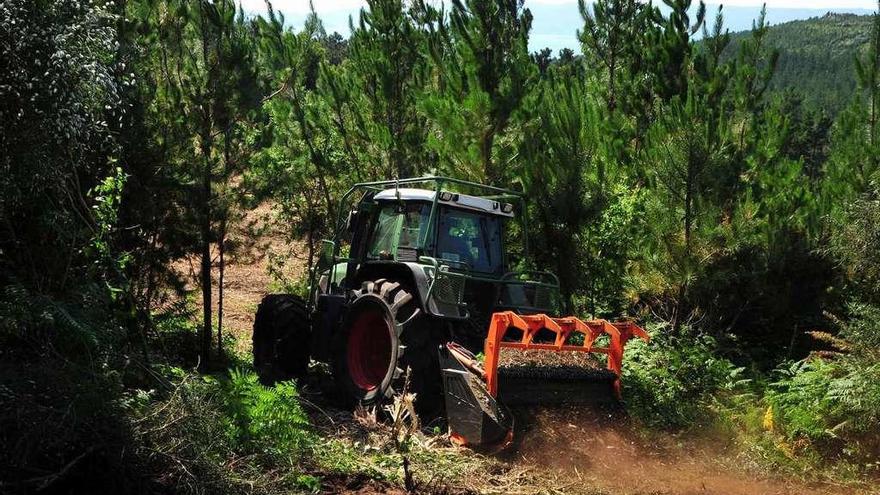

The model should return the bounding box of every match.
[728,13,874,115]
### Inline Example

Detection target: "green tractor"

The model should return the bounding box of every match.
[253,177,647,447]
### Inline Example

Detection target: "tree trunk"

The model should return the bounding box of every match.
[675,148,697,334]
[200,149,212,372]
[480,128,496,184]
[217,220,225,360]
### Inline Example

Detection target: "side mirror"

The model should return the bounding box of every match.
[318,239,335,267]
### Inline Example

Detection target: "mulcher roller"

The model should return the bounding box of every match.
[440,311,649,448]
[497,365,619,405]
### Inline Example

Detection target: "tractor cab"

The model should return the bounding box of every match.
[364,188,510,275]
[316,178,560,325]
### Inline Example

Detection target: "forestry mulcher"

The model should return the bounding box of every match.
[253,177,648,448]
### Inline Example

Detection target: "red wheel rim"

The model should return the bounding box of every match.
[346,308,393,392]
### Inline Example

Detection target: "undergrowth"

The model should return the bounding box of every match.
[621,320,879,487]
[131,368,320,494]
[621,322,747,430]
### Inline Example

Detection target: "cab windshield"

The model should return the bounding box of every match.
[436,207,503,274]
[367,202,431,259]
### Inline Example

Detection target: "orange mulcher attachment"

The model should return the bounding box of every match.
[439,311,649,448]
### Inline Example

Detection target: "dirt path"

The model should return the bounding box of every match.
[507,406,859,495]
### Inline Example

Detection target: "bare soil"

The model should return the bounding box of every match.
[173,203,308,354]
[506,406,861,495]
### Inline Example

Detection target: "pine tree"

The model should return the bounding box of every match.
[853,2,880,184]
[519,73,600,312]
[578,0,651,112]
[647,0,706,103]
[429,0,535,184]
[826,3,880,202]
[253,3,339,275]
[145,0,259,367]
[345,0,430,178]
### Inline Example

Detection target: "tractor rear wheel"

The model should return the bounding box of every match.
[332,279,449,416]
[252,294,311,384]
[332,279,415,407]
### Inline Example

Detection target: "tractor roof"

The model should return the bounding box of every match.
[373,188,515,218]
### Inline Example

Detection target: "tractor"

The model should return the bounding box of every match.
[253,177,648,447]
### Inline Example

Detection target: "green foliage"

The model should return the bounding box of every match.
[579,0,654,113]
[7,0,880,488]
[622,324,745,429]
[766,352,880,458]
[518,72,603,312]
[134,369,318,493]
[425,0,536,182]
[726,13,876,115]
[764,179,880,466]
[829,188,880,305]
[1,0,124,293]
[767,359,839,443]
[224,369,313,459]
[344,0,431,178]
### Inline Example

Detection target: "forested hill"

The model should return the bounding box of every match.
[728,12,874,114]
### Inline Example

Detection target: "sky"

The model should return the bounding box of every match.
[240,0,878,53]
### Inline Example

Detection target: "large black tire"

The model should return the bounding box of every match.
[332,279,413,407]
[332,278,449,416]
[253,294,311,384]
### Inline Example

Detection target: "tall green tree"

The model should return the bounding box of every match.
[252,4,339,273]
[647,0,706,103]
[825,5,880,205]
[144,0,260,367]
[578,0,651,113]
[344,0,431,178]
[426,0,535,183]
[519,73,601,312]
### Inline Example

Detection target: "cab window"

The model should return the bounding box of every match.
[367,202,430,259]
[436,207,503,274]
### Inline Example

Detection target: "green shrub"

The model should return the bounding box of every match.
[622,324,746,429]
[766,358,839,445]
[765,303,880,465]
[135,368,317,493]
[767,356,880,455]
[224,369,314,459]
